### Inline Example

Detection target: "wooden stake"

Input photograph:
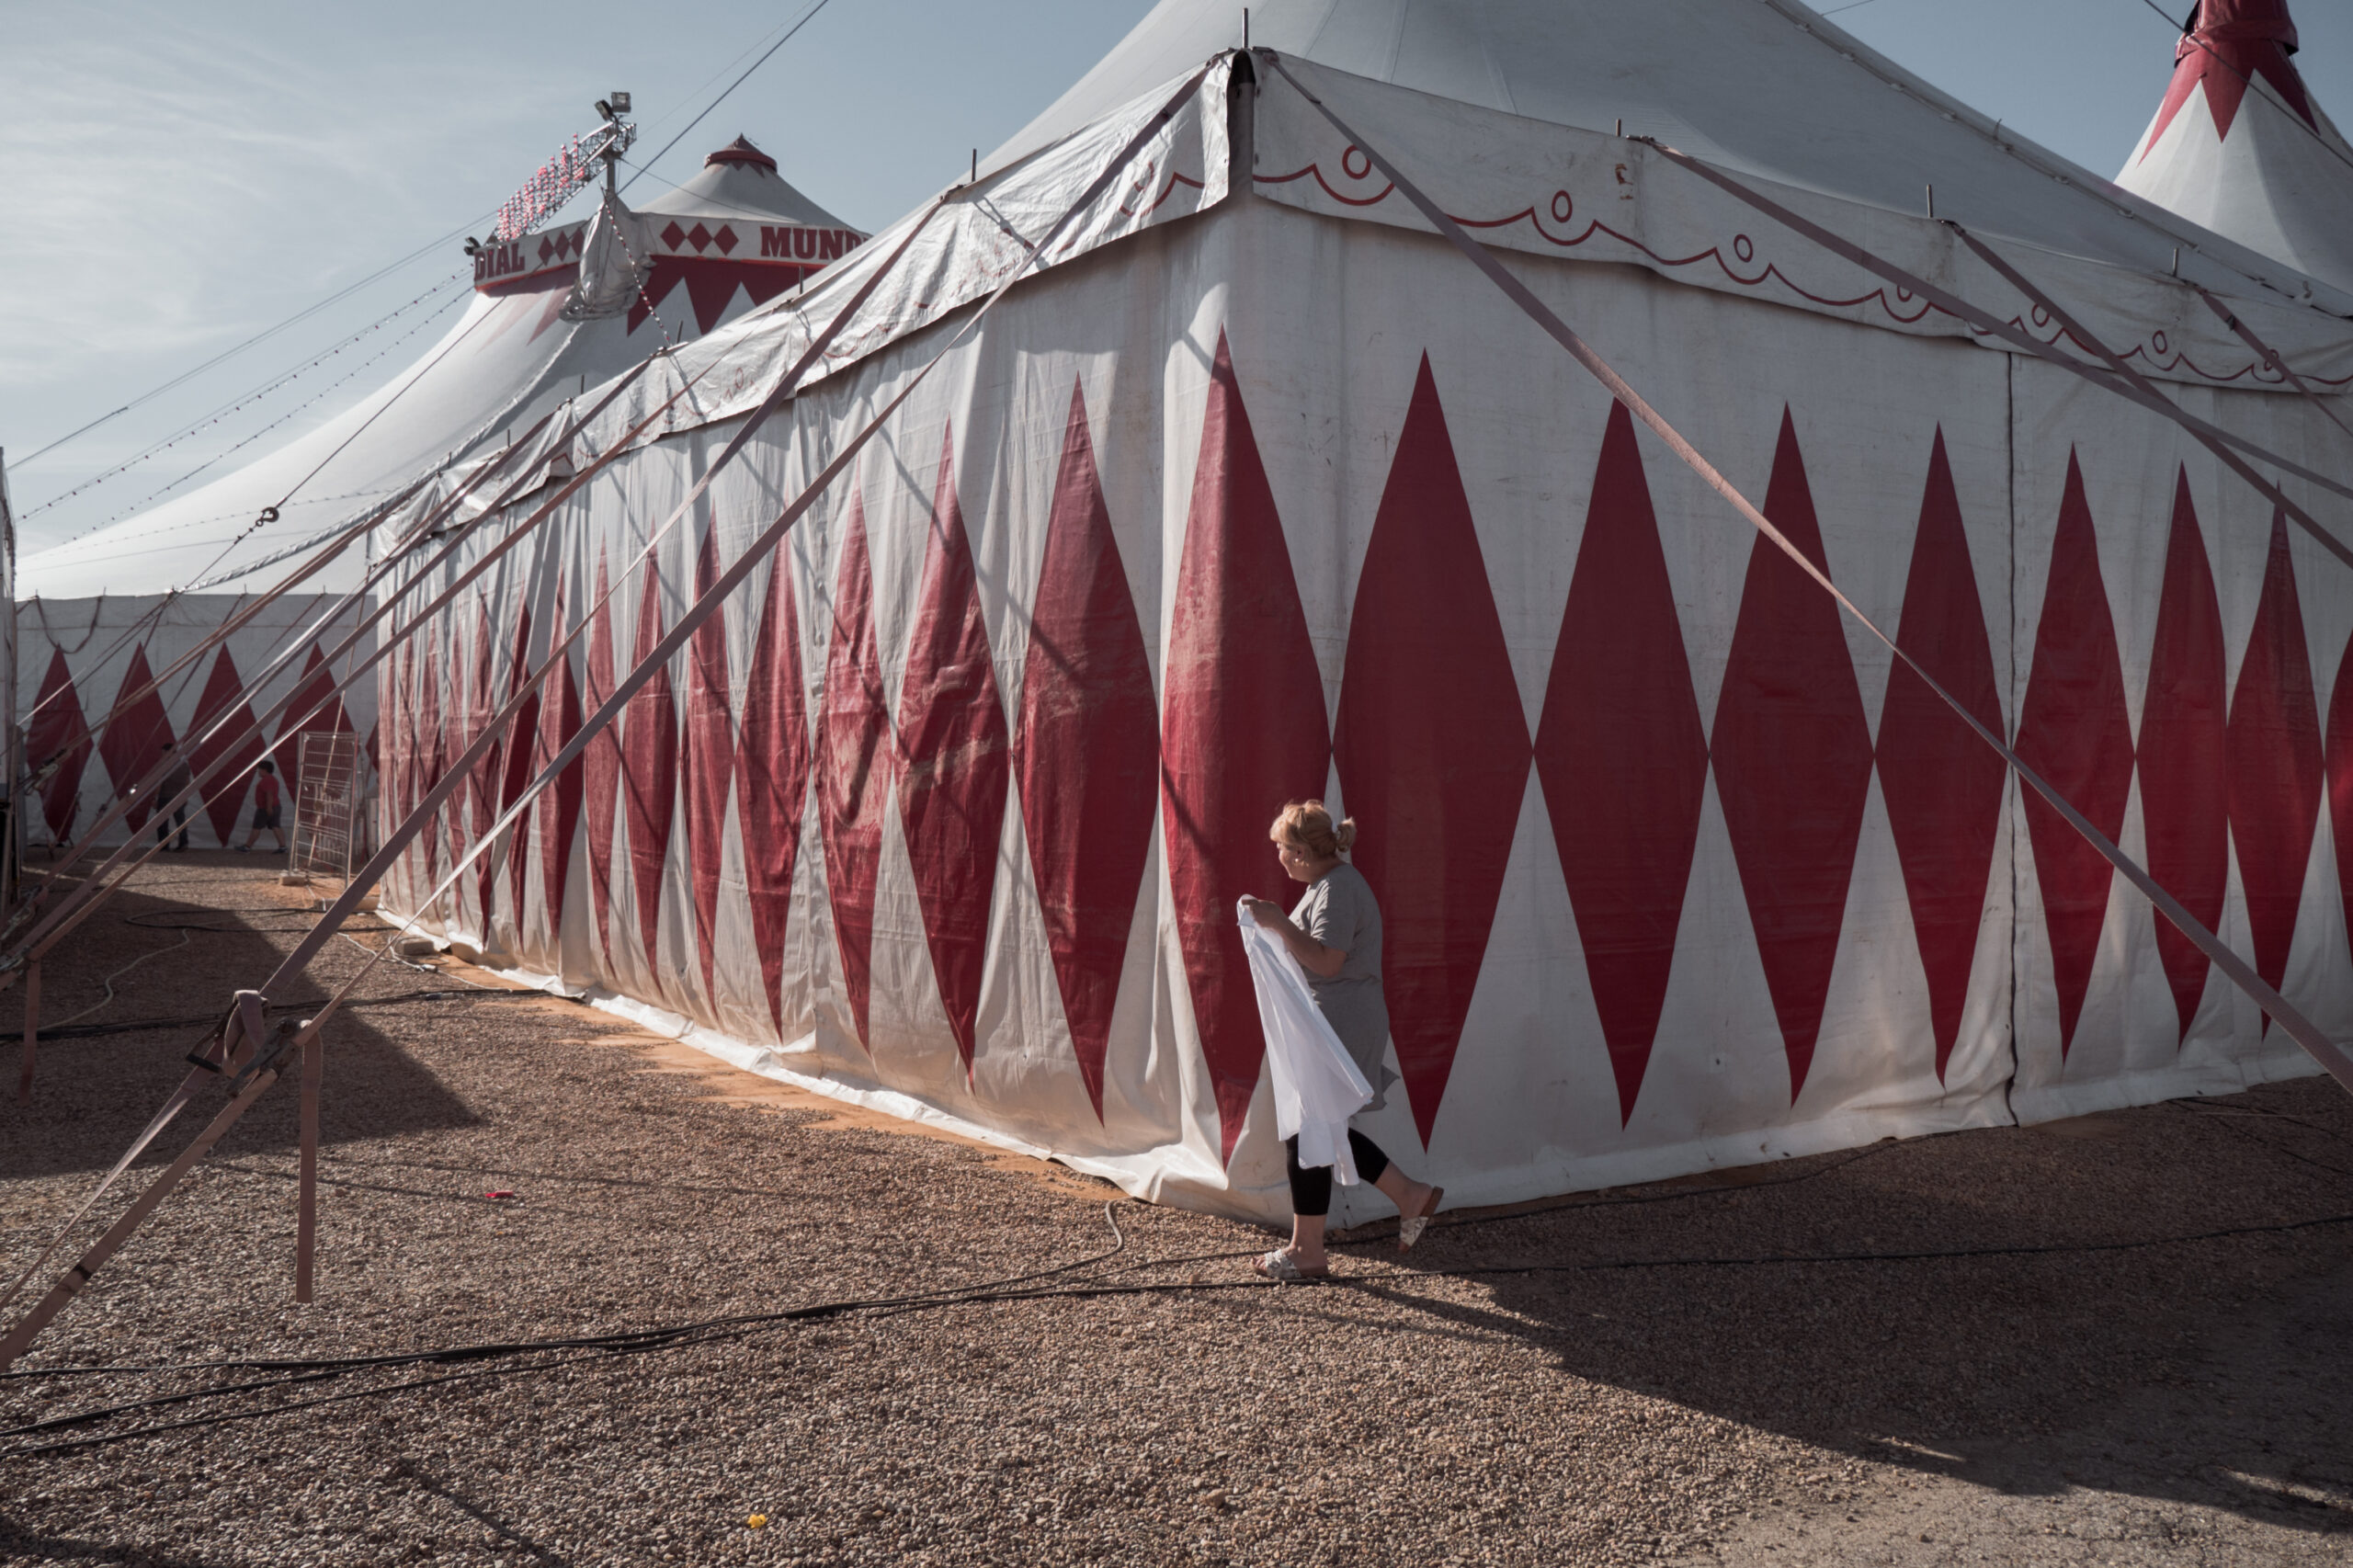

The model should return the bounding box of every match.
[16,962,38,1107]
[296,1022,320,1303]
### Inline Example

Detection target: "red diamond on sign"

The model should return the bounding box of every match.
[538,237,555,264]
[713,224,738,256]
[687,223,713,253]
[661,222,688,251]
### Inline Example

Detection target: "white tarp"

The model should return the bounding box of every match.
[1239,897,1373,1182]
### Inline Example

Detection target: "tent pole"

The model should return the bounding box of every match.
[296,1019,320,1302]
[15,962,35,1107]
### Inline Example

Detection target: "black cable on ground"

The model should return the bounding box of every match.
[27,988,541,1043]
[6,1203,2349,1459]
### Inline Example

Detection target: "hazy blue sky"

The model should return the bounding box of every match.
[8,0,2351,555]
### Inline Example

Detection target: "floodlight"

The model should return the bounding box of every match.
[594,99,614,122]
[609,91,631,113]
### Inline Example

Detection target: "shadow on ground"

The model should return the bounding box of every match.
[1336,1085,2353,1547]
[3,864,480,1182]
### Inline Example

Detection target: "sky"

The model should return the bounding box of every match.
[6,0,2352,558]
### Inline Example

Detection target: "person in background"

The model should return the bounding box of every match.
[152,741,192,853]
[1242,799,1443,1282]
[237,760,287,855]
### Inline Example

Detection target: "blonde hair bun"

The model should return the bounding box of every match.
[1269,799,1357,859]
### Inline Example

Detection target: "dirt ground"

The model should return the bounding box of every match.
[1,858,2349,1567]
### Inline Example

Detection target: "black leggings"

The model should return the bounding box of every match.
[1284,1132,1391,1218]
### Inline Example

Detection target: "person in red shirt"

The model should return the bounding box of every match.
[237,760,286,853]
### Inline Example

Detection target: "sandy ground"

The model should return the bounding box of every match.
[0,858,2348,1567]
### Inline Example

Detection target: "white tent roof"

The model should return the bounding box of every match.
[995,0,2353,314]
[19,139,859,603]
[2113,0,2353,296]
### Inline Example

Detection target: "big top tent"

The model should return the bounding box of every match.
[367,0,2353,1222]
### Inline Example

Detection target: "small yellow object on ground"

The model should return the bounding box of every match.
[746,1515,768,1529]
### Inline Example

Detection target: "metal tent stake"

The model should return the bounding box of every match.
[296,1021,320,1303]
[16,961,37,1106]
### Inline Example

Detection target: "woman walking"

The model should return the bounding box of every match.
[1243,801,1442,1282]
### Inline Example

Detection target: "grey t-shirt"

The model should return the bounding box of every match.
[1289,861,1397,1111]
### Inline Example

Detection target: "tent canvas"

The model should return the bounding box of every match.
[370,8,2353,1220]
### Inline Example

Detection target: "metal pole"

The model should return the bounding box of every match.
[15,961,35,1106]
[296,1021,320,1302]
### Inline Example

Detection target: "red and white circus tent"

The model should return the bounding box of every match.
[2116,0,2353,295]
[14,139,862,848]
[377,1,2353,1221]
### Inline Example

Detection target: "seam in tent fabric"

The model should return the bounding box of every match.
[1256,47,2353,1096]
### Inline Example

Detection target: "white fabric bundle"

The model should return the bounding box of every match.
[1237,897,1375,1185]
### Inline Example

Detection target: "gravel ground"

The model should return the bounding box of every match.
[1,858,2349,1567]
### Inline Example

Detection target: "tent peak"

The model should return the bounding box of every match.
[704,136,779,174]
[2142,0,2315,160]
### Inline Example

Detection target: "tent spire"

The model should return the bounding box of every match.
[2141,0,2314,158]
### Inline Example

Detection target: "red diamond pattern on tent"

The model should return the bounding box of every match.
[817,494,893,1049]
[898,426,1012,1074]
[584,556,622,960]
[99,646,174,834]
[1335,356,1529,1146]
[1710,410,1874,1103]
[28,648,92,843]
[687,222,713,253]
[2140,0,2315,157]
[2015,451,2136,1058]
[492,607,540,939]
[188,646,265,847]
[1876,429,2007,1083]
[661,222,688,251]
[417,631,445,883]
[622,564,680,980]
[736,548,812,1035]
[2226,511,2324,998]
[273,645,353,793]
[1537,402,1709,1126]
[2137,471,2229,1042]
[713,224,738,256]
[538,594,588,944]
[1163,331,1332,1162]
[683,528,736,1000]
[629,261,799,335]
[1016,381,1160,1119]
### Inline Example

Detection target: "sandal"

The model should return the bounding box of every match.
[1397,1186,1446,1253]
[1253,1248,1329,1284]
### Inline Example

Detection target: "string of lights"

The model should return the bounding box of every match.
[26,275,468,524]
